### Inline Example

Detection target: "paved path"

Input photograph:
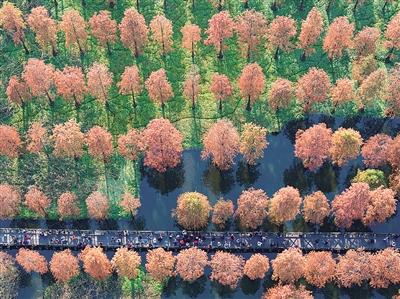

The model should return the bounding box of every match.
[0,228,398,252]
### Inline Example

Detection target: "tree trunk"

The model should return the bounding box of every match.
[136,0,140,12]
[326,0,332,15]
[386,47,394,62]
[81,0,86,7]
[51,44,58,56]
[299,0,305,11]
[192,94,195,110]
[192,0,195,10]
[218,0,222,11]
[218,40,223,59]
[243,0,249,9]
[330,58,336,81]
[106,42,112,55]
[105,102,111,129]
[191,40,195,64]
[300,50,306,61]
[382,0,388,12]
[53,0,58,19]
[22,101,27,132]
[246,95,251,112]
[22,39,29,54]
[161,102,166,118]
[353,0,359,12]
[164,0,167,12]
[271,0,277,11]
[104,159,110,197]
[274,47,279,60]
[247,44,251,63]
[219,99,222,113]
[75,100,80,123]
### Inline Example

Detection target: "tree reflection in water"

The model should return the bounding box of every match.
[141,164,184,195]
[203,163,235,195]
[240,276,261,295]
[283,160,312,194]
[181,276,207,297]
[313,162,338,194]
[236,161,261,189]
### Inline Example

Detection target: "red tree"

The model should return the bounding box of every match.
[210,251,244,288]
[0,125,21,158]
[240,123,268,165]
[0,2,27,52]
[27,6,57,55]
[86,191,109,220]
[210,74,232,111]
[50,250,79,283]
[212,199,234,228]
[111,247,141,279]
[244,254,270,280]
[89,10,117,49]
[323,16,354,59]
[175,192,212,230]
[361,134,392,168]
[238,63,265,111]
[87,63,113,105]
[150,15,173,55]
[204,11,234,59]
[363,187,397,225]
[267,16,297,59]
[52,120,85,158]
[54,66,87,108]
[386,66,400,114]
[268,78,293,111]
[299,7,323,59]
[385,11,400,59]
[145,248,175,282]
[119,8,148,57]
[329,128,363,166]
[24,186,51,217]
[269,186,302,225]
[201,119,240,170]
[303,191,330,225]
[0,184,21,219]
[58,192,81,219]
[22,58,54,102]
[6,75,32,106]
[26,122,47,154]
[331,78,355,106]
[183,68,200,109]
[336,249,371,287]
[358,68,388,107]
[296,68,330,111]
[80,246,112,280]
[369,248,400,288]
[118,65,142,109]
[235,188,269,229]
[86,126,113,161]
[263,285,312,299]
[60,9,87,55]
[120,193,141,217]
[145,69,173,116]
[272,248,305,284]
[181,23,201,63]
[118,128,142,161]
[353,26,380,57]
[388,135,400,169]
[304,251,336,288]
[141,118,183,172]
[16,248,48,274]
[294,123,333,171]
[176,247,208,282]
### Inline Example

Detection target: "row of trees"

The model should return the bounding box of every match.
[3,246,400,294]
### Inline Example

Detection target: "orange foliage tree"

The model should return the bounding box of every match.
[240,123,268,165]
[353,27,380,57]
[59,9,87,55]
[267,16,297,59]
[86,191,109,220]
[119,8,148,57]
[304,251,336,288]
[52,120,85,158]
[235,188,269,230]
[0,184,21,219]
[212,199,234,228]
[176,247,208,282]
[58,192,81,219]
[0,2,27,51]
[89,10,117,49]
[50,249,79,283]
[175,192,211,230]
[358,68,388,107]
[388,135,400,169]
[331,78,355,107]
[145,69,173,116]
[296,68,330,111]
[352,55,378,83]
[183,67,200,109]
[54,66,87,109]
[120,193,141,218]
[27,6,57,55]
[16,248,48,274]
[272,248,304,284]
[87,63,113,105]
[263,285,312,299]
[118,65,142,109]
[268,78,293,111]
[145,248,175,282]
[269,186,302,225]
[22,58,54,102]
[26,122,47,154]
[386,66,400,114]
[238,63,265,111]
[201,119,240,170]
[210,74,232,111]
[204,11,234,59]
[210,251,244,288]
[243,254,270,280]
[329,128,363,166]
[118,128,142,161]
[362,134,392,168]
[323,16,354,60]
[80,246,112,280]
[141,118,183,172]
[385,11,400,59]
[181,23,201,63]
[302,191,330,225]
[298,7,323,59]
[86,126,113,161]
[294,123,333,171]
[369,248,400,288]
[0,125,21,158]
[150,15,173,55]
[235,10,267,61]
[24,186,51,217]
[111,247,141,279]
[336,249,371,287]
[363,187,397,225]
[6,75,32,106]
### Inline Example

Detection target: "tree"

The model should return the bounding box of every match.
[6,75,32,106]
[298,7,323,59]
[238,63,265,111]
[268,78,293,111]
[304,251,336,288]
[50,250,79,283]
[60,9,87,55]
[175,192,211,230]
[240,123,268,165]
[0,125,21,158]
[294,123,333,171]
[176,248,208,282]
[358,68,388,107]
[119,193,141,217]
[362,134,392,168]
[244,254,270,280]
[22,59,54,102]
[329,128,363,166]
[209,0,225,10]
[388,135,400,169]
[352,169,386,189]
[86,191,109,220]
[89,10,117,50]
[58,192,81,219]
[235,188,269,230]
[272,248,304,284]
[386,66,400,114]
[86,126,113,161]
[352,55,378,82]
[145,69,173,116]
[303,191,330,225]
[363,187,397,225]
[323,16,354,60]
[0,252,19,299]
[384,11,400,59]
[332,182,370,228]
[150,15,173,55]
[80,246,112,280]
[181,23,201,63]
[16,248,48,274]
[235,10,267,61]
[111,247,141,279]
[0,2,28,52]
[52,120,85,158]
[336,249,371,287]
[369,248,400,288]
[263,285,312,299]
[331,78,355,107]
[296,68,330,111]
[267,16,297,59]
[119,8,148,57]
[201,119,240,170]
[269,186,302,225]
[26,122,47,154]
[212,199,234,228]
[141,118,183,172]
[87,63,113,105]
[0,184,21,219]
[145,248,175,282]
[210,251,244,288]
[118,65,142,109]
[27,6,57,55]
[183,67,200,109]
[210,74,232,111]
[118,128,142,161]
[353,27,380,57]
[24,186,51,217]
[204,11,234,59]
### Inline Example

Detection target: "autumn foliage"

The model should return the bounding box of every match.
[268,78,293,111]
[111,247,141,279]
[272,248,304,284]
[145,248,176,282]
[6,75,31,105]
[336,249,371,287]
[118,128,142,161]
[331,78,355,106]
[22,58,54,100]
[236,188,269,229]
[210,251,244,288]
[86,191,109,220]
[87,63,113,104]
[181,23,201,59]
[323,16,354,59]
[0,125,21,158]
[240,123,268,165]
[119,8,148,57]
[0,184,21,219]
[16,248,48,274]
[52,120,85,158]
[119,193,141,217]
[353,27,380,57]
[304,251,336,288]
[205,11,234,58]
[50,250,79,283]
[27,6,57,55]
[263,285,312,299]
[24,186,51,217]
[150,15,173,55]
[329,128,363,166]
[57,192,81,219]
[0,2,25,47]
[302,191,330,225]
[175,192,212,230]
[296,68,330,111]
[59,9,87,54]
[238,63,265,110]
[210,74,232,110]
[211,199,234,228]
[269,186,302,225]
[80,246,112,280]
[299,7,323,57]
[176,247,208,282]
[86,126,113,160]
[267,16,297,55]
[145,69,174,108]
[54,66,87,104]
[244,254,270,280]
[362,134,392,168]
[89,10,117,48]
[369,248,400,288]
